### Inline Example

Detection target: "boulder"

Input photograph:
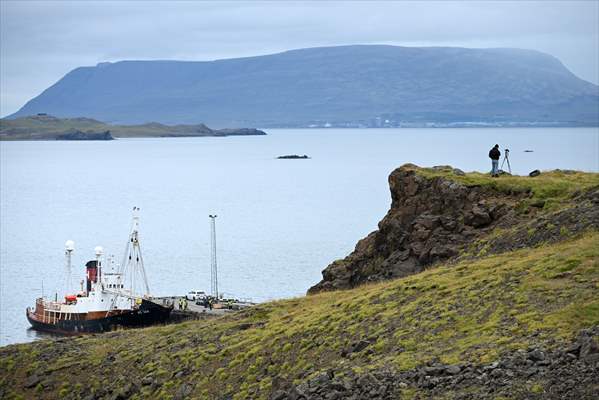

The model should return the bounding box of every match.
[173,383,193,400]
[529,169,541,177]
[24,374,41,389]
[466,205,492,228]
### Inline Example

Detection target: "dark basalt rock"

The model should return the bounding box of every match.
[213,128,267,136]
[23,374,41,389]
[55,130,114,140]
[529,169,541,177]
[308,164,518,293]
[272,327,599,400]
[277,154,310,159]
[308,164,599,294]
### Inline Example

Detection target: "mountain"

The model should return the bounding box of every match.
[0,114,266,140]
[8,45,599,127]
[1,166,598,399]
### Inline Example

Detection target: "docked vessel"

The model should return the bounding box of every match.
[26,208,172,334]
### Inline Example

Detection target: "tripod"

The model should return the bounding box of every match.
[500,149,511,174]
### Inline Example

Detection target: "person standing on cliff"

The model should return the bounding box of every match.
[489,144,501,177]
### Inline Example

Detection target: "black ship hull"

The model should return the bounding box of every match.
[26,299,172,334]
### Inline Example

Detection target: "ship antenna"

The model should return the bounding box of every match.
[95,246,104,287]
[64,240,75,293]
[209,214,219,299]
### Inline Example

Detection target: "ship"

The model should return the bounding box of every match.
[26,208,173,334]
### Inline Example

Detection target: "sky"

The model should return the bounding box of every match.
[1,1,598,117]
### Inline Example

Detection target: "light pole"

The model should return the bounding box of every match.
[209,215,218,300]
[64,240,75,293]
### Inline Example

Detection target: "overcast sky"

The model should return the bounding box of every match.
[1,1,598,117]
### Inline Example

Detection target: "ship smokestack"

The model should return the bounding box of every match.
[85,260,98,293]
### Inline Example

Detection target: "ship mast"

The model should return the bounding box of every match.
[119,207,150,297]
[64,240,75,293]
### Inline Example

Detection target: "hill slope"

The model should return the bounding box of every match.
[1,168,598,400]
[8,45,599,127]
[0,114,266,140]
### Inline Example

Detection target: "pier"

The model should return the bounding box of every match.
[151,296,256,322]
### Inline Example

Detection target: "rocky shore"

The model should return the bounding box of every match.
[55,130,114,140]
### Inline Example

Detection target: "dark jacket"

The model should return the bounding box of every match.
[489,147,500,160]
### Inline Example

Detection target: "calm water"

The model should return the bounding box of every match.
[1,128,598,346]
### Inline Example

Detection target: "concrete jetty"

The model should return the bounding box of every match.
[151,296,255,323]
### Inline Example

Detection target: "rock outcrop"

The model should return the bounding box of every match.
[308,164,599,293]
[55,129,114,140]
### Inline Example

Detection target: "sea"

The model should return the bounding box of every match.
[1,128,598,346]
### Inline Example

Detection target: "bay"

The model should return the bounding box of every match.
[1,127,597,346]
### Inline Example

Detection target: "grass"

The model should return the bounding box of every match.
[412,165,599,210]
[1,231,598,400]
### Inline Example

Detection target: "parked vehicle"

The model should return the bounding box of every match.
[186,290,207,301]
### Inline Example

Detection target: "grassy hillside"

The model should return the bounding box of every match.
[1,231,598,399]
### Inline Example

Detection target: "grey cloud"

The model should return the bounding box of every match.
[1,1,598,116]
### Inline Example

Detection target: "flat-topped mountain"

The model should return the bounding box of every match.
[8,45,599,127]
[0,114,266,140]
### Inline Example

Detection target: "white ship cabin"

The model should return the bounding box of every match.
[56,249,138,314]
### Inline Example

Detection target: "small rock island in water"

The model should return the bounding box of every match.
[277,154,310,159]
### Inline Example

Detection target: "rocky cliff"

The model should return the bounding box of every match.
[309,164,599,293]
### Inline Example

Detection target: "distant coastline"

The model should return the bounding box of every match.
[273,121,597,129]
[0,114,267,141]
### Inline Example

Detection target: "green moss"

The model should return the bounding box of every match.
[412,166,599,209]
[530,383,544,394]
[527,228,536,238]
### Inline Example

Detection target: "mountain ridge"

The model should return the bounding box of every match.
[9,45,599,127]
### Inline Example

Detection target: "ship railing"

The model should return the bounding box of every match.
[39,299,61,311]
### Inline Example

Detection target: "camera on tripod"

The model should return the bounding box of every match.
[501,148,511,174]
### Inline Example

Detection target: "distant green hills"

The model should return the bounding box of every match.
[0,114,266,140]
[6,45,599,127]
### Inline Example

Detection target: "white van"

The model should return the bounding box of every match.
[186,290,207,301]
